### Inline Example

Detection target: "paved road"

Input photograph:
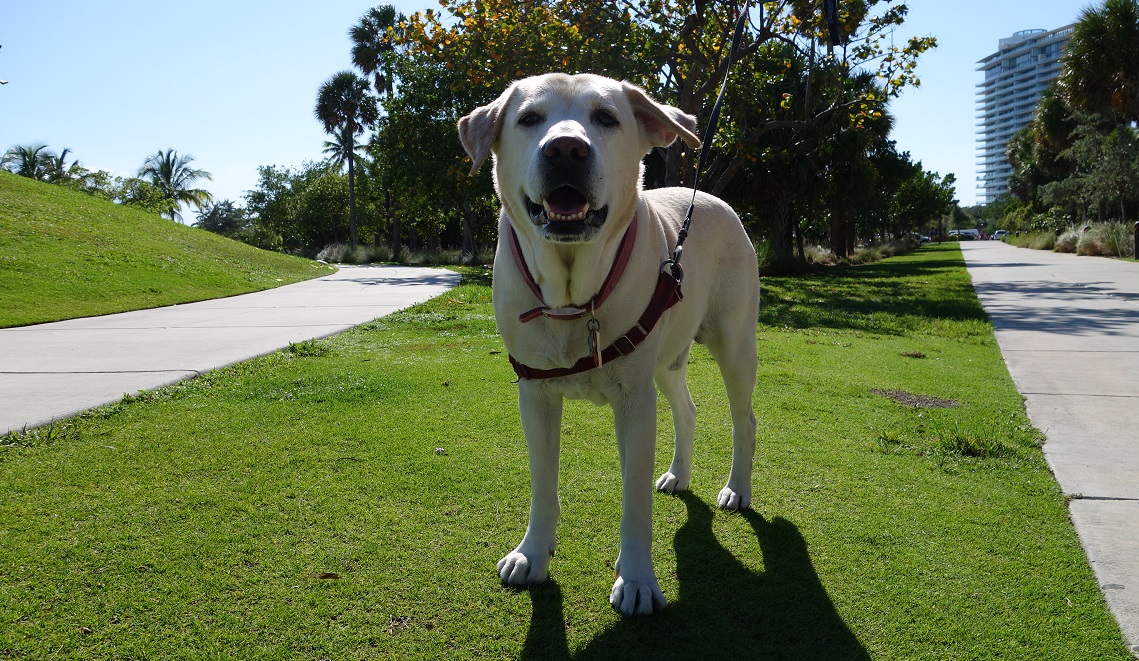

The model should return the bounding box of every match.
[0,265,461,436]
[962,241,1139,656]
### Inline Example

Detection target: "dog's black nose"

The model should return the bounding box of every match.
[542,135,590,165]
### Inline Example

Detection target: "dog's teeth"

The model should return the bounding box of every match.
[539,200,591,223]
[544,209,589,222]
[548,211,583,222]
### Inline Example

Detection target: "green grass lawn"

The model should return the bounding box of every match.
[0,171,333,327]
[0,243,1129,659]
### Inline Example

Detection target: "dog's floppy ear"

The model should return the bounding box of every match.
[458,84,518,176]
[622,82,701,151]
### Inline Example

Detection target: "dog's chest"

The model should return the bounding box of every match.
[505,313,590,368]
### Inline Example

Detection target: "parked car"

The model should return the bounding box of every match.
[993,230,1009,240]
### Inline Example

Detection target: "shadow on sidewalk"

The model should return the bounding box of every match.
[319,268,462,289]
[973,280,1139,336]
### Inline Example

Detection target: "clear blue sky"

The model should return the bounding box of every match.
[1,1,1090,217]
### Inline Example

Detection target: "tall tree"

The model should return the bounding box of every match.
[315,71,378,250]
[350,5,403,256]
[350,5,401,98]
[383,0,932,256]
[137,149,213,222]
[1005,85,1080,212]
[820,71,894,256]
[627,0,933,193]
[1058,0,1139,123]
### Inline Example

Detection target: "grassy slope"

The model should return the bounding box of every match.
[0,171,333,327]
[0,244,1129,659]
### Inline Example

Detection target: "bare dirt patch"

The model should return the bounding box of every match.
[871,389,959,409]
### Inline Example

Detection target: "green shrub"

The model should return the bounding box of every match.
[1000,205,1033,234]
[1014,231,1057,251]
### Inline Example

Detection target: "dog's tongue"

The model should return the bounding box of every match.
[544,187,588,219]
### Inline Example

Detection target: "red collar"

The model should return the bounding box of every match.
[507,214,639,323]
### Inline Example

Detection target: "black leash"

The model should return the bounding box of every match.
[663,1,750,281]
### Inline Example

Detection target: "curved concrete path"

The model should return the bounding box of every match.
[0,265,461,436]
[962,241,1139,656]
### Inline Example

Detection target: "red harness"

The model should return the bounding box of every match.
[505,215,684,380]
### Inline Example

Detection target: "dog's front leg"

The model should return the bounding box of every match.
[498,379,562,586]
[610,382,666,615]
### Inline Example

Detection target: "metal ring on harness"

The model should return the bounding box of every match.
[660,258,684,283]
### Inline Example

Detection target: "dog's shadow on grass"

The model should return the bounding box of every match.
[521,492,869,660]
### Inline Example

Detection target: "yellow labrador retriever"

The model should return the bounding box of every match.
[458,73,759,615]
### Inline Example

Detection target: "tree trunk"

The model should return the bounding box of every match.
[386,191,401,262]
[829,206,848,258]
[771,193,795,257]
[795,210,806,263]
[347,137,358,251]
[460,192,477,261]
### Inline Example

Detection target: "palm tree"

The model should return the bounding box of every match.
[350,6,401,256]
[1059,0,1139,123]
[349,5,400,98]
[321,129,367,170]
[43,147,86,184]
[137,149,213,222]
[315,71,378,250]
[2,143,53,180]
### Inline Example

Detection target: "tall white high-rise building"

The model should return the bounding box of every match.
[975,25,1074,204]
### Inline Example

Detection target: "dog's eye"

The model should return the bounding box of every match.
[593,110,619,128]
[518,112,544,127]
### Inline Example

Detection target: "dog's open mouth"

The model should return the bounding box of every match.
[526,186,608,230]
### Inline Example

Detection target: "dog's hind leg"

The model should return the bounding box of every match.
[705,314,758,511]
[654,351,696,494]
[498,381,563,586]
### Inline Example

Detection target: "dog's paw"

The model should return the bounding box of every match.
[609,574,666,616]
[717,486,751,510]
[497,550,549,586]
[655,471,690,494]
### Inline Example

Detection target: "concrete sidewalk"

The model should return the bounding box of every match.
[0,264,461,436]
[961,241,1139,656]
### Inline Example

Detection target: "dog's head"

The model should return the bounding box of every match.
[459,74,700,244]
